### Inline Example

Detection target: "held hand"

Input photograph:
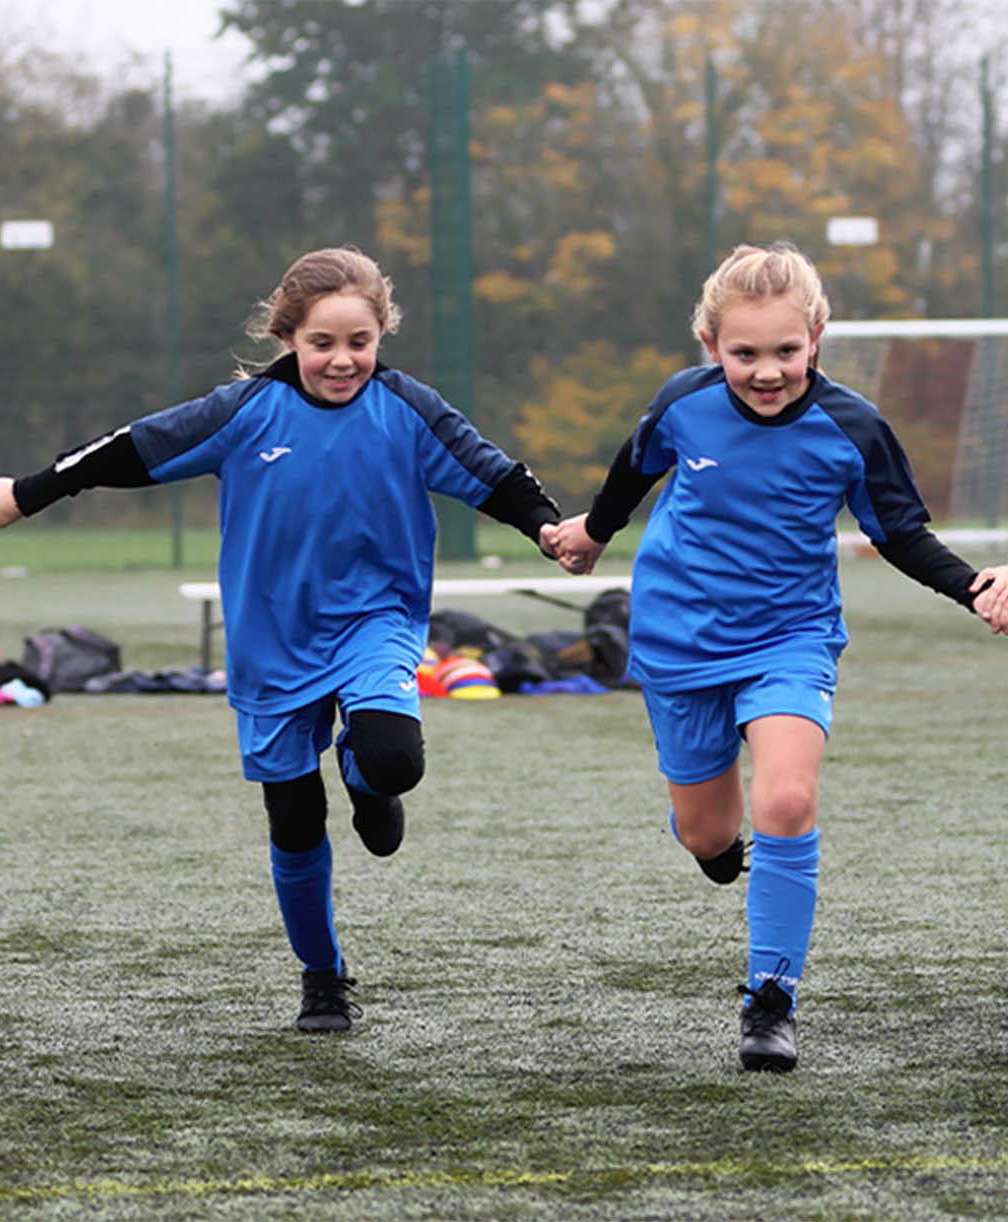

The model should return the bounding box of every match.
[0,478,22,529]
[971,565,1008,635]
[553,513,607,576]
[539,521,561,560]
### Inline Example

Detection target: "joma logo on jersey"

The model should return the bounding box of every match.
[259,446,292,463]
[685,456,719,472]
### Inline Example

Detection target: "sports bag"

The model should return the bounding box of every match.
[21,626,121,693]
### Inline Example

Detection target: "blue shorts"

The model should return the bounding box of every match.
[236,616,423,782]
[642,672,835,785]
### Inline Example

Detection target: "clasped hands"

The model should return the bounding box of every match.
[539,514,606,576]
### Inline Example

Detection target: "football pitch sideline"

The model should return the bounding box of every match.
[0,559,1006,1219]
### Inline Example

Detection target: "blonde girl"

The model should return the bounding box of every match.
[545,242,1008,1072]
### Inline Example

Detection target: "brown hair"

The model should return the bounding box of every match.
[247,246,402,349]
[691,241,830,343]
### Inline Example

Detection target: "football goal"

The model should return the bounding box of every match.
[821,319,1008,525]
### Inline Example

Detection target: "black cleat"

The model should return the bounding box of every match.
[695,836,750,885]
[351,792,405,857]
[738,978,798,1072]
[297,968,362,1033]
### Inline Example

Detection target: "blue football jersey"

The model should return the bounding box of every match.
[625,366,930,690]
[129,366,517,713]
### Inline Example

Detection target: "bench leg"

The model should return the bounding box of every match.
[201,600,213,671]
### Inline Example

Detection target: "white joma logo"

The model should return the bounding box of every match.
[259,446,292,463]
[685,456,719,472]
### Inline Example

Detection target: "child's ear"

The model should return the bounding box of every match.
[809,322,825,361]
[698,330,719,362]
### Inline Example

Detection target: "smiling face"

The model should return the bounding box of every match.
[701,294,822,418]
[289,291,382,404]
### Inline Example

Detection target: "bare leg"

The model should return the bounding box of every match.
[746,715,824,837]
[667,760,745,860]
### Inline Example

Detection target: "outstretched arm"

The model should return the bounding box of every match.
[876,529,1008,636]
[476,462,561,557]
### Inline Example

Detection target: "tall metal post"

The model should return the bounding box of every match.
[979,55,1000,524]
[163,52,184,567]
[704,53,719,272]
[981,55,995,318]
[429,45,477,560]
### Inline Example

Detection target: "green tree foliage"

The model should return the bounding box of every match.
[217,1,583,247]
[1,0,1006,532]
[0,49,163,488]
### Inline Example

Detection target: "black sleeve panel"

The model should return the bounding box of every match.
[584,438,664,543]
[875,526,983,611]
[477,461,561,545]
[815,378,930,539]
[12,429,153,517]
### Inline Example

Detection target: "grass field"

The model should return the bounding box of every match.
[0,519,642,575]
[1,548,1007,1219]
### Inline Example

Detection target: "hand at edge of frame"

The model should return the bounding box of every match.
[0,478,22,529]
[970,564,1008,635]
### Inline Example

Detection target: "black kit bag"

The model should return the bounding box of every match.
[21,626,121,693]
[583,587,634,687]
[428,608,516,654]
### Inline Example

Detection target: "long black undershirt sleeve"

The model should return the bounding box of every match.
[875,526,984,611]
[477,462,561,546]
[584,438,664,543]
[12,429,153,517]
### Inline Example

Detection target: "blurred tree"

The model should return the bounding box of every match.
[709,0,927,317]
[0,49,163,500]
[217,1,584,249]
[2,0,1006,538]
[514,341,680,507]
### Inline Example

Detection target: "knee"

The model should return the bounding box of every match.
[263,770,328,852]
[679,824,736,860]
[348,710,425,795]
[752,780,817,837]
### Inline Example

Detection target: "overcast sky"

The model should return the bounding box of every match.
[5,0,255,103]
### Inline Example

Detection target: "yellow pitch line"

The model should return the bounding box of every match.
[3,1152,1007,1204]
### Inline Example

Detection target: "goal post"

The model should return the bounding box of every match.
[820,319,1008,525]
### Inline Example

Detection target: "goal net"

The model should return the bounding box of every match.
[820,320,1008,525]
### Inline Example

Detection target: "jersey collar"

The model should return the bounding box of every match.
[263,351,378,410]
[724,368,822,426]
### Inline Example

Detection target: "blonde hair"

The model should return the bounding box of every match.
[246,246,402,350]
[690,242,830,343]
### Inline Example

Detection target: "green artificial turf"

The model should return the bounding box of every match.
[0,556,1006,1219]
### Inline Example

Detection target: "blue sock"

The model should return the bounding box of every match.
[336,727,376,796]
[269,836,342,973]
[746,828,820,1012]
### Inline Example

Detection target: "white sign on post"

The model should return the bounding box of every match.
[1,220,54,250]
[826,217,879,246]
